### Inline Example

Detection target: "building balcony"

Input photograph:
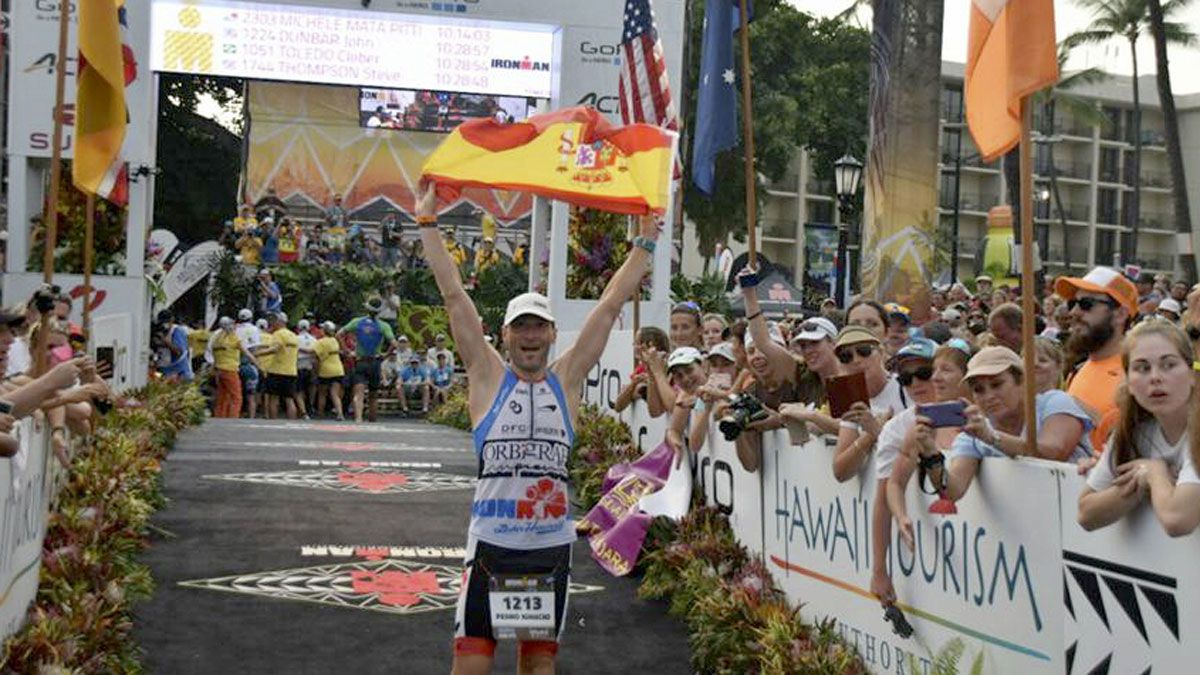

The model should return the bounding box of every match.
[762,219,798,240]
[1135,253,1175,271]
[1137,213,1176,231]
[1035,203,1090,222]
[1140,170,1172,190]
[1035,160,1091,181]
[805,178,833,196]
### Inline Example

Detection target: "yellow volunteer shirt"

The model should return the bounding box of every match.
[315,337,345,378]
[212,331,243,372]
[256,332,278,373]
[239,236,263,265]
[269,328,300,376]
[188,328,211,358]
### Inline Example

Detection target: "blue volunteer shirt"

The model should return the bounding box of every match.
[400,364,427,384]
[160,325,194,382]
[431,365,453,387]
[950,390,1094,462]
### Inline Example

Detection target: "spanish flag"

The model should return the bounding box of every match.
[965,0,1058,163]
[73,0,138,206]
[422,106,677,216]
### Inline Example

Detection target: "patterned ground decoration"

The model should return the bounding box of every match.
[202,468,476,494]
[178,559,603,616]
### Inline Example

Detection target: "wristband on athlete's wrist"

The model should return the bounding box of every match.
[632,236,656,254]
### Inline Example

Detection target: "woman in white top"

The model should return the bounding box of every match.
[1077,320,1200,536]
[832,326,907,482]
[863,338,937,606]
[887,339,973,552]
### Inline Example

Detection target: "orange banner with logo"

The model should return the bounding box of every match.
[422,106,676,216]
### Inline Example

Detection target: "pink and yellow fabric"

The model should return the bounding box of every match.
[422,106,677,216]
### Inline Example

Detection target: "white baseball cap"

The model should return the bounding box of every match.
[790,317,837,343]
[321,321,336,332]
[297,319,310,330]
[504,292,555,326]
[667,347,704,370]
[1158,298,1182,315]
[238,308,253,321]
[219,316,234,329]
[744,322,786,350]
[706,342,736,363]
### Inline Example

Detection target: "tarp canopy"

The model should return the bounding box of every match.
[727,269,807,318]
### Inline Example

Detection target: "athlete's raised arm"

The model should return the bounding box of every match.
[416,182,501,380]
[554,214,658,392]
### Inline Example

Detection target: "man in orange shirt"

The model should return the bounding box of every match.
[1055,267,1137,453]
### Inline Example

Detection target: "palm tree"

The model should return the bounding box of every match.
[1145,0,1197,281]
[1033,43,1111,273]
[1068,0,1194,267]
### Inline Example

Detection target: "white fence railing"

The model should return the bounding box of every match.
[0,420,56,642]
[577,330,1199,675]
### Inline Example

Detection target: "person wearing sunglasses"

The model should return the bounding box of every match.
[728,268,826,471]
[888,339,973,553]
[1057,267,1138,453]
[831,326,908,483]
[1077,321,1200,536]
[921,346,1093,503]
[849,338,938,608]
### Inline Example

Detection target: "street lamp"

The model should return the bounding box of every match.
[833,153,863,306]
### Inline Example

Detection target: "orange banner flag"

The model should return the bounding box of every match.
[965,0,1059,163]
[422,106,676,216]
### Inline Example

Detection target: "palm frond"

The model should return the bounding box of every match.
[1161,20,1199,45]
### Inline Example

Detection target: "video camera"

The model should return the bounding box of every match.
[717,393,771,442]
[31,284,61,314]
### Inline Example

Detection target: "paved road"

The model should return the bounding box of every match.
[133,418,692,674]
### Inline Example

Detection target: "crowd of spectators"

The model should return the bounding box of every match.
[217,188,528,275]
[611,263,1200,611]
[154,297,462,423]
[0,285,121,465]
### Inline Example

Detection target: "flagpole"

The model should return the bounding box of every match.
[736,0,757,269]
[37,0,72,376]
[1018,99,1038,457]
[83,195,96,340]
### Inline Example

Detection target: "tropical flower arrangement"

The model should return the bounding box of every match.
[566,207,643,300]
[426,384,471,431]
[0,381,206,673]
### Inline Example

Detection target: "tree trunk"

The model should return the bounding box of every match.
[1126,38,1142,266]
[1147,0,1195,282]
[1047,101,1070,272]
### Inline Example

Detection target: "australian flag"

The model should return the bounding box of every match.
[691,0,744,196]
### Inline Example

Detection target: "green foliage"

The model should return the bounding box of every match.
[566,405,640,511]
[670,272,733,315]
[0,382,207,673]
[470,260,529,333]
[909,638,986,675]
[155,73,245,246]
[683,3,871,256]
[567,209,636,300]
[427,384,471,430]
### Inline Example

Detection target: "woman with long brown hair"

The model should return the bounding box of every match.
[1078,320,1200,536]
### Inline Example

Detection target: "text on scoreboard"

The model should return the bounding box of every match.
[149,0,557,97]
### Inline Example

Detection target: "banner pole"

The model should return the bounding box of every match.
[737,0,757,269]
[36,0,72,376]
[83,194,96,340]
[1019,98,1038,457]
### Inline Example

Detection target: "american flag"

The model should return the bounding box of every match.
[618,0,679,157]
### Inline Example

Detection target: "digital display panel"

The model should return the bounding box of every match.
[360,89,532,132]
[150,0,557,97]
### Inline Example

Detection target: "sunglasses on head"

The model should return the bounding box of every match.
[799,321,825,334]
[836,343,876,364]
[897,365,934,386]
[672,301,701,315]
[1068,296,1117,312]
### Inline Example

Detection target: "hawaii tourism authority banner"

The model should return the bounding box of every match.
[859,0,943,317]
[0,421,56,642]
[762,444,1065,674]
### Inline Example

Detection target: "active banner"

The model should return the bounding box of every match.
[0,421,55,641]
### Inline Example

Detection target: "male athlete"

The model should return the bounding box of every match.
[416,184,659,675]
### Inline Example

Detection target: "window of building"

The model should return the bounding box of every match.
[808,200,834,224]
[942,86,963,123]
[1095,229,1117,266]
[1099,147,1120,183]
[1098,188,1119,224]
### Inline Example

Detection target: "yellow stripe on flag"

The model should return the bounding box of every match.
[73,0,128,199]
[965,0,1058,163]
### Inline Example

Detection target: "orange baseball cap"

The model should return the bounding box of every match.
[1055,266,1138,314]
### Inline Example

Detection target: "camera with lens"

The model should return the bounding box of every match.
[717,393,771,441]
[32,284,61,314]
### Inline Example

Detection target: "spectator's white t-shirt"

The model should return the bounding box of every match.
[840,376,908,434]
[875,407,918,480]
[296,332,318,371]
[426,347,455,370]
[1087,420,1200,491]
[235,322,261,350]
[5,338,31,378]
[950,390,1094,463]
